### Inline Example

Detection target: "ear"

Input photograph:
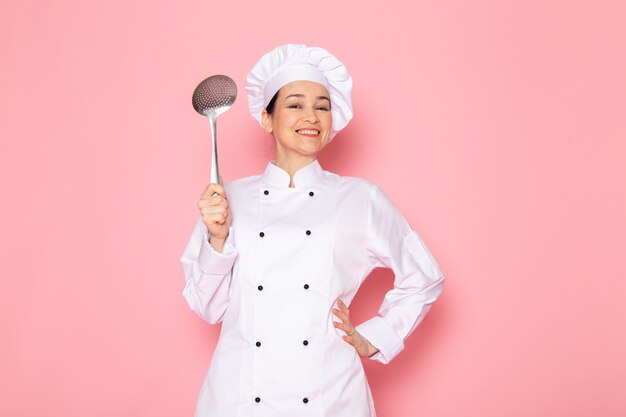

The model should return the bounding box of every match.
[261,109,273,134]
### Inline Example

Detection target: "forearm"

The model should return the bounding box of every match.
[209,234,227,253]
[180,218,238,324]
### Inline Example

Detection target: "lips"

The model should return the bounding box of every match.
[296,129,320,136]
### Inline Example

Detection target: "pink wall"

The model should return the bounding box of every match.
[2,0,625,416]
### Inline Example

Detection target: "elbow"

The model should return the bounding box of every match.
[181,285,228,325]
[202,301,229,325]
[423,274,445,303]
[434,274,445,299]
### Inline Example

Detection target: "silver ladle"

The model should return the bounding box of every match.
[192,75,237,191]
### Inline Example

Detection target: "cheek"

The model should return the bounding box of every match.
[323,112,332,126]
[276,114,298,129]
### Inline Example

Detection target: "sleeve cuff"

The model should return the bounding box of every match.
[197,226,238,275]
[355,316,405,365]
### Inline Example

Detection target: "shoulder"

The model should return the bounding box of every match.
[222,174,261,200]
[330,173,382,198]
[333,174,402,217]
[323,172,394,214]
[224,174,260,190]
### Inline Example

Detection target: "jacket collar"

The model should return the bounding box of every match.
[261,159,324,188]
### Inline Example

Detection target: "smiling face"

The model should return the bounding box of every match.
[261,80,333,160]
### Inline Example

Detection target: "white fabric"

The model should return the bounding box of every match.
[245,44,353,141]
[180,159,445,417]
[264,63,329,105]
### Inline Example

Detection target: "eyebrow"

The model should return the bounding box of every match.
[283,93,330,102]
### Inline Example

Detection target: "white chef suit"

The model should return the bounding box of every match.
[180,158,445,417]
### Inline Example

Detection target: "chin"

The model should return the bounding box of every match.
[297,147,321,156]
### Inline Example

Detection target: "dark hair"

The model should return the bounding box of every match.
[265,89,280,115]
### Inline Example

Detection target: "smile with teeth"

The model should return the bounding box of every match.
[296,129,320,136]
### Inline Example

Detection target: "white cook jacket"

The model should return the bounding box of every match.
[180,159,444,417]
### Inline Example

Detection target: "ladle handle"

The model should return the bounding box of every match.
[208,113,220,196]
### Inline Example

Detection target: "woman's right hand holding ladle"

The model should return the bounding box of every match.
[198,176,231,253]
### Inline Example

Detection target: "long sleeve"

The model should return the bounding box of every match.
[180,215,239,324]
[354,185,445,365]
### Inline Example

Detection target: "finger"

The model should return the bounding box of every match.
[333,320,353,334]
[208,184,225,198]
[337,299,350,315]
[205,195,228,206]
[202,209,227,220]
[201,211,227,224]
[205,196,226,206]
[334,302,350,319]
[202,183,226,199]
[342,335,356,346]
[201,205,228,216]
[200,204,228,213]
[332,308,350,324]
[198,196,228,209]
[202,214,226,226]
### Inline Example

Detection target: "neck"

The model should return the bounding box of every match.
[273,152,317,188]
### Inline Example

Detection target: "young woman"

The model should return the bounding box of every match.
[180,43,445,417]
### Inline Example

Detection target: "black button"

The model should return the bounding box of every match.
[258,285,263,291]
[256,341,261,347]
[303,340,308,346]
[309,191,314,197]
[304,284,309,289]
[306,230,311,235]
[259,232,265,237]
[255,397,261,403]
[264,190,269,195]
[303,397,309,403]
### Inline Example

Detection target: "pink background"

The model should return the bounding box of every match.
[2,0,625,416]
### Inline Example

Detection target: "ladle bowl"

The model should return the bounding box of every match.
[192,75,237,188]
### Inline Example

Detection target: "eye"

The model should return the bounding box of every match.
[288,104,302,109]
[316,106,330,111]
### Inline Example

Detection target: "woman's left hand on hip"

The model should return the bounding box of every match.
[333,299,379,358]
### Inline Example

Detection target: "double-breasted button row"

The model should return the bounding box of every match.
[259,189,315,237]
[254,340,309,347]
[257,284,309,291]
[261,189,315,197]
[254,397,309,404]
[255,188,316,407]
[258,230,312,237]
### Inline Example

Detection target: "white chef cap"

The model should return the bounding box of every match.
[245,43,353,141]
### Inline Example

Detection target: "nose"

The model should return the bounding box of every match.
[302,106,319,124]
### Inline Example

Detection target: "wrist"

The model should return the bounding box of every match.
[367,340,379,357]
[209,235,227,253]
